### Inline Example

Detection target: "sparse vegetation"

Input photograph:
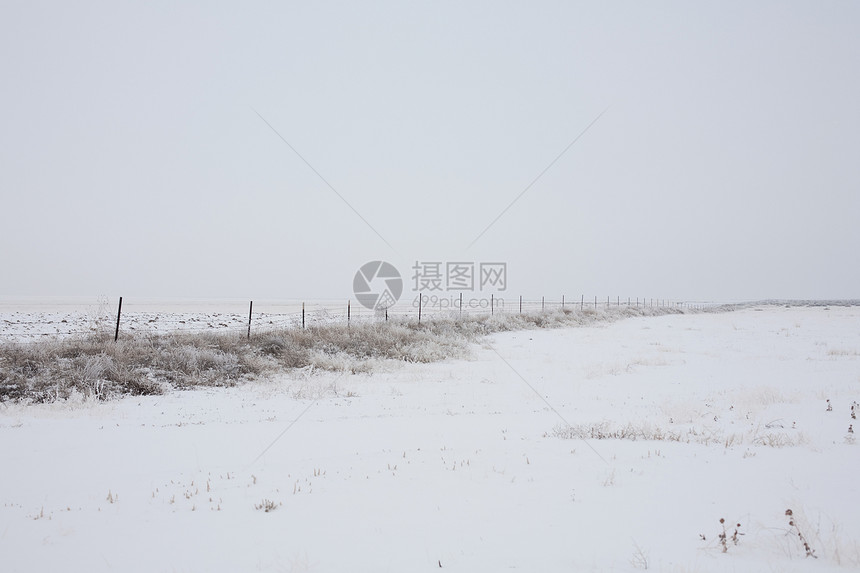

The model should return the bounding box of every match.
[255,499,280,512]
[553,419,809,448]
[716,517,743,553]
[630,540,649,569]
[786,509,817,558]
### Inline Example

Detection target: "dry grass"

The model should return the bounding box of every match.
[827,348,860,357]
[0,330,260,402]
[553,420,808,448]
[0,322,468,402]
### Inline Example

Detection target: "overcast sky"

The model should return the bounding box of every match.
[2,1,858,303]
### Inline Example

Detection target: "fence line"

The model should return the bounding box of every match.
[0,295,736,344]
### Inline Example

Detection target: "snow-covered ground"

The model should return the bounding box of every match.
[1,305,859,572]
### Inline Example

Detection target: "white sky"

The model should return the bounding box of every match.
[2,1,858,302]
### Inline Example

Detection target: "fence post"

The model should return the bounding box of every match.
[491,294,494,315]
[459,293,463,317]
[302,302,305,329]
[114,296,123,342]
[594,296,597,309]
[519,295,522,314]
[581,294,584,310]
[542,296,545,312]
[562,295,565,309]
[418,292,422,324]
[348,300,351,327]
[247,300,253,340]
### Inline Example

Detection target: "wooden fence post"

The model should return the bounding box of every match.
[114,296,123,342]
[491,294,494,315]
[247,300,253,339]
[418,293,422,324]
[302,302,305,329]
[519,295,522,314]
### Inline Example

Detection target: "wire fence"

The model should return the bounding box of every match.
[0,295,733,344]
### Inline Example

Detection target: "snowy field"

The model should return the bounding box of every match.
[0,297,345,341]
[1,305,859,572]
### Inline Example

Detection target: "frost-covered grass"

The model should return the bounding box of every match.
[0,305,718,403]
[553,420,810,448]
